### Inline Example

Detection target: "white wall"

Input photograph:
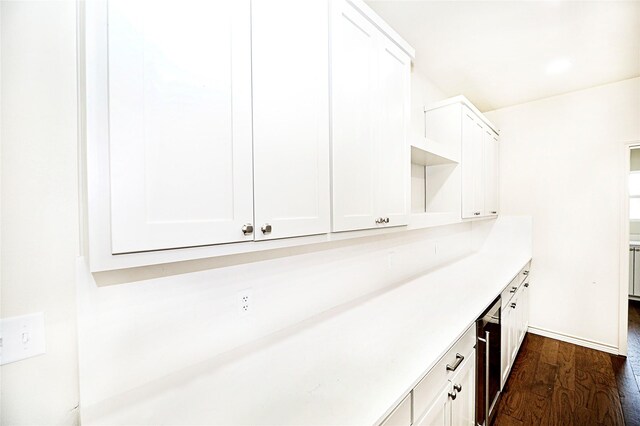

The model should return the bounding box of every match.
[77,223,476,421]
[0,1,80,424]
[486,77,640,351]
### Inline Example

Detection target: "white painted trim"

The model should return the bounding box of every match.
[345,0,415,59]
[527,326,619,355]
[425,95,499,134]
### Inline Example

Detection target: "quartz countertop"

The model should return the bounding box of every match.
[87,250,532,425]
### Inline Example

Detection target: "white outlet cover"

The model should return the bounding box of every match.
[0,312,46,365]
[237,289,252,316]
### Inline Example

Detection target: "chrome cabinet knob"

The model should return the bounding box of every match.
[448,391,457,400]
[384,217,390,223]
[261,224,272,234]
[375,217,384,224]
[491,211,497,214]
[453,384,462,392]
[474,212,481,216]
[242,224,254,235]
[523,270,529,275]
[510,286,517,293]
[524,283,529,288]
[511,302,517,309]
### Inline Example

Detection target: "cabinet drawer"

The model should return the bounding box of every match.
[502,261,531,307]
[518,261,531,284]
[501,276,520,307]
[413,325,476,419]
[380,393,412,426]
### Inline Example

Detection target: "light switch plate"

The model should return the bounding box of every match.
[0,312,46,365]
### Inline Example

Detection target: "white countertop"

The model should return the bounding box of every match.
[88,250,531,425]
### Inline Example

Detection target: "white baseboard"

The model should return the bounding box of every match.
[527,326,619,355]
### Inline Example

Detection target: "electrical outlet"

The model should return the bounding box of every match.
[237,289,252,316]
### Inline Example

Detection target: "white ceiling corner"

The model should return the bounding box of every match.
[366,0,640,112]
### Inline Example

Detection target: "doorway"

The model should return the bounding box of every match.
[626,145,640,354]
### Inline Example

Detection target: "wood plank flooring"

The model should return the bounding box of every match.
[493,300,640,426]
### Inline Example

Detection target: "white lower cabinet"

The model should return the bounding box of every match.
[385,325,475,426]
[501,263,531,388]
[414,383,451,426]
[450,356,476,426]
[415,356,475,426]
[628,246,640,297]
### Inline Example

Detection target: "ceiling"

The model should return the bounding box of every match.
[366,0,640,111]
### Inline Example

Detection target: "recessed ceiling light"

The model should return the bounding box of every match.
[545,58,572,75]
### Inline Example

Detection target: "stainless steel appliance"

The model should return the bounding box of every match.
[476,296,501,426]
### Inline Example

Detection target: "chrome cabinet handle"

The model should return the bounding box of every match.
[261,224,272,234]
[242,224,254,235]
[523,270,529,276]
[453,384,462,392]
[375,217,384,224]
[446,353,464,371]
[511,302,517,308]
[510,286,518,293]
[385,217,390,223]
[448,390,457,400]
[474,212,481,216]
[491,211,497,214]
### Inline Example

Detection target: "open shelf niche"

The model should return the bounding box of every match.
[408,102,463,230]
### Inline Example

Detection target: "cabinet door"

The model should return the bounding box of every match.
[516,287,526,345]
[522,282,530,333]
[107,0,253,253]
[331,0,378,232]
[509,295,520,364]
[251,0,330,240]
[376,38,410,228]
[483,130,499,216]
[415,383,452,426]
[461,109,484,218]
[450,355,476,426]
[501,301,512,387]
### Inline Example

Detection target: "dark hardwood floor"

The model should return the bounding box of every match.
[493,300,640,426]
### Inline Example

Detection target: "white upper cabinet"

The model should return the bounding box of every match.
[85,0,413,270]
[106,0,254,253]
[483,130,499,216]
[251,0,330,241]
[331,1,379,232]
[461,108,484,218]
[427,97,498,220]
[377,38,411,227]
[331,0,411,232]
